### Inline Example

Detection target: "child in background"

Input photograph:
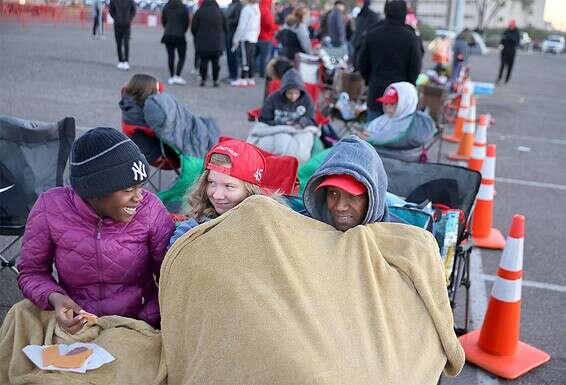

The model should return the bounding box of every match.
[231,0,261,87]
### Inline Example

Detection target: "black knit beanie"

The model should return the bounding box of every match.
[70,127,150,199]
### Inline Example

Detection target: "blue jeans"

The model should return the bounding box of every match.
[225,33,239,80]
[255,40,272,78]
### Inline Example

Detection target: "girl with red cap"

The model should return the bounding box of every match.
[169,138,297,247]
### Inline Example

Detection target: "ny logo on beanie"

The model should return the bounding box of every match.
[132,160,147,181]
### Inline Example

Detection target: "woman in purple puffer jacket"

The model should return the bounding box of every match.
[17,127,175,332]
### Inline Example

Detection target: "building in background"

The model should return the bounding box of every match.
[370,0,550,30]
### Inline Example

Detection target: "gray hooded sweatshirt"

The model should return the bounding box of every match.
[303,135,389,227]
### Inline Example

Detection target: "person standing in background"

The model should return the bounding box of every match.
[351,0,379,66]
[109,0,136,70]
[231,0,261,87]
[92,0,105,39]
[161,0,190,85]
[357,0,421,120]
[327,0,346,48]
[192,0,227,87]
[225,0,243,83]
[497,20,520,84]
[256,0,277,78]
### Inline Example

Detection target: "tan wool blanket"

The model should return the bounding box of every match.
[160,196,465,385]
[0,300,166,385]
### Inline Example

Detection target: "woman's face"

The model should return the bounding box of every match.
[206,170,249,215]
[383,103,397,118]
[88,185,144,223]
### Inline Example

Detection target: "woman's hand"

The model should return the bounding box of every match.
[48,292,84,335]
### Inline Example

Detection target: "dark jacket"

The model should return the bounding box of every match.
[303,135,389,227]
[357,0,421,112]
[225,0,243,35]
[500,27,520,53]
[260,69,316,128]
[161,0,189,38]
[119,91,146,127]
[109,0,136,27]
[327,7,346,46]
[192,0,227,53]
[276,26,303,60]
[351,1,380,53]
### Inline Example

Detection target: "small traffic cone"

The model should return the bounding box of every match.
[459,215,550,379]
[468,113,489,172]
[471,144,505,249]
[443,78,472,143]
[448,96,477,160]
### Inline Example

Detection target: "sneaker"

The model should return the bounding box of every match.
[168,77,176,85]
[236,79,249,88]
[246,79,256,87]
[230,79,245,87]
[199,79,206,87]
[117,62,124,69]
[174,76,187,85]
[213,81,220,88]
[122,62,130,70]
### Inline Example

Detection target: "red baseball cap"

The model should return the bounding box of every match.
[376,87,398,104]
[204,138,266,187]
[315,174,367,196]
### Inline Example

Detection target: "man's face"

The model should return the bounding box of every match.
[326,187,368,231]
[336,3,345,12]
[284,88,301,103]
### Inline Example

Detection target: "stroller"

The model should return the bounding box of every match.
[381,157,481,334]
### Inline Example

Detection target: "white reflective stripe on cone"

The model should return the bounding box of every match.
[457,105,469,119]
[492,277,522,302]
[468,102,476,122]
[463,120,475,134]
[471,145,486,159]
[477,183,494,200]
[500,237,524,272]
[481,156,496,180]
[475,124,487,144]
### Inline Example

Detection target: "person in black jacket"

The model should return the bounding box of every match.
[497,20,520,84]
[109,0,136,70]
[351,0,379,66]
[357,0,421,120]
[225,0,243,82]
[161,0,190,85]
[192,0,227,87]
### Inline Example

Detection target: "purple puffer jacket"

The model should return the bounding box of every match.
[17,186,175,328]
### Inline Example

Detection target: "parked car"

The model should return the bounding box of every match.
[541,35,565,54]
[519,32,532,50]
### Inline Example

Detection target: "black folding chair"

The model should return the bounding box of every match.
[0,116,75,274]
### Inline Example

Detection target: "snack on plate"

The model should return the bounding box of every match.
[41,344,93,369]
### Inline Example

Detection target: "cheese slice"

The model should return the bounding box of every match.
[41,345,59,367]
[41,344,94,369]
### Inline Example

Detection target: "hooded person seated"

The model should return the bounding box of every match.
[247,69,320,164]
[365,81,437,150]
[302,135,390,231]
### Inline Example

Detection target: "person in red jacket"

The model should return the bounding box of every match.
[17,127,175,332]
[256,0,278,77]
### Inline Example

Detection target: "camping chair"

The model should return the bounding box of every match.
[0,116,75,274]
[381,157,481,334]
[121,122,180,193]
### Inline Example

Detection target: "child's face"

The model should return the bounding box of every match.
[284,88,301,103]
[206,170,249,215]
[383,103,397,118]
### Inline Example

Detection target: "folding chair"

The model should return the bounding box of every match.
[0,115,75,274]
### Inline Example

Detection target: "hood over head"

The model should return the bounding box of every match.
[303,135,389,228]
[384,0,407,22]
[280,68,306,94]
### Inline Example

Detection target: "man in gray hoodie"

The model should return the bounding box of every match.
[303,135,389,231]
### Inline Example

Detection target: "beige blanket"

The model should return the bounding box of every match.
[160,196,465,385]
[0,300,166,385]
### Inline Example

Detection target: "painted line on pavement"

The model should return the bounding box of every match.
[497,177,566,191]
[489,131,566,146]
[477,274,566,293]
[469,248,500,385]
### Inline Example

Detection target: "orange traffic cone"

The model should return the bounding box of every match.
[472,144,505,249]
[459,215,550,379]
[448,96,477,160]
[468,113,489,171]
[443,78,472,143]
